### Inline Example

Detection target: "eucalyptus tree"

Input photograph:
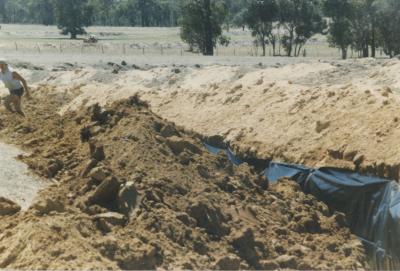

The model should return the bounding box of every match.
[245,0,278,56]
[180,0,228,55]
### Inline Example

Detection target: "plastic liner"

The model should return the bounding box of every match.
[203,143,242,166]
[204,143,400,269]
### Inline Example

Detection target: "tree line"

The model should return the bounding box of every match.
[181,0,400,58]
[0,0,400,59]
[0,0,183,27]
[325,0,400,58]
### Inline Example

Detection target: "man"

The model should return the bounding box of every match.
[0,59,30,116]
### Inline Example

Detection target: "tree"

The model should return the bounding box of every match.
[225,0,248,30]
[135,0,164,26]
[324,0,354,59]
[53,0,94,39]
[333,0,379,58]
[115,0,180,27]
[346,0,370,57]
[0,0,185,27]
[278,0,326,57]
[4,0,28,23]
[245,0,278,56]
[166,0,181,26]
[28,0,55,25]
[179,0,228,55]
[0,0,7,23]
[375,0,400,57]
[366,0,378,57]
[90,0,116,25]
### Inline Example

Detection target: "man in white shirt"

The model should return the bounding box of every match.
[0,59,30,116]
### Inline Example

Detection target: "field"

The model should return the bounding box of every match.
[0,24,347,65]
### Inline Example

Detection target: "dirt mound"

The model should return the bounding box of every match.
[0,88,368,269]
[31,60,400,181]
[136,60,400,181]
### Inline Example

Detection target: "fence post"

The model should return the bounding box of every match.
[59,42,62,53]
[142,47,145,55]
[180,48,183,56]
[234,48,236,56]
[37,43,41,54]
[161,45,163,55]
[101,45,104,54]
[123,44,126,55]
[15,42,18,51]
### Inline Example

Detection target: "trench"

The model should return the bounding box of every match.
[0,142,46,210]
[203,137,400,270]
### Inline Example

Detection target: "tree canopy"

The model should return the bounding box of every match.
[323,0,354,59]
[245,0,278,56]
[179,0,228,55]
[53,0,93,39]
[0,0,184,27]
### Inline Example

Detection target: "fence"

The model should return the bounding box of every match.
[0,40,345,58]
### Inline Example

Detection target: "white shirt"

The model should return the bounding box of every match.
[0,67,22,91]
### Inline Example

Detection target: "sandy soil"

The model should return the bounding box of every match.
[1,58,399,269]
[0,88,368,269]
[28,58,400,181]
[0,142,45,209]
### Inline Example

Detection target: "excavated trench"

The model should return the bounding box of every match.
[0,142,46,209]
[203,135,400,270]
[0,87,397,269]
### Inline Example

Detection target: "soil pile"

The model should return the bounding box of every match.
[36,59,400,181]
[0,88,368,269]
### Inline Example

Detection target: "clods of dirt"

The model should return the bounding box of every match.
[0,89,368,270]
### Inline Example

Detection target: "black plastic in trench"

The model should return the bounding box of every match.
[204,142,400,270]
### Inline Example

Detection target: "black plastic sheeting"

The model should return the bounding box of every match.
[204,143,400,269]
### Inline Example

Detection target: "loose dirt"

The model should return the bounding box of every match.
[39,58,400,181]
[0,86,368,269]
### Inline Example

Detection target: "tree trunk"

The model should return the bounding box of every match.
[297,45,303,57]
[287,43,292,56]
[262,43,266,56]
[272,42,276,56]
[363,39,369,58]
[371,23,376,58]
[70,32,77,39]
[262,35,266,56]
[203,0,213,56]
[341,47,347,60]
[287,28,294,57]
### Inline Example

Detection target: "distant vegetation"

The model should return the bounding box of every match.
[0,0,399,58]
[180,0,229,55]
[244,0,326,57]
[0,0,183,27]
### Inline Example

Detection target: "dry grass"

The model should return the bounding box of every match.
[0,24,345,59]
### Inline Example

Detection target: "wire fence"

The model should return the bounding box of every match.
[0,40,345,58]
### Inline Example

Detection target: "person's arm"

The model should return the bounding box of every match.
[12,72,30,97]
